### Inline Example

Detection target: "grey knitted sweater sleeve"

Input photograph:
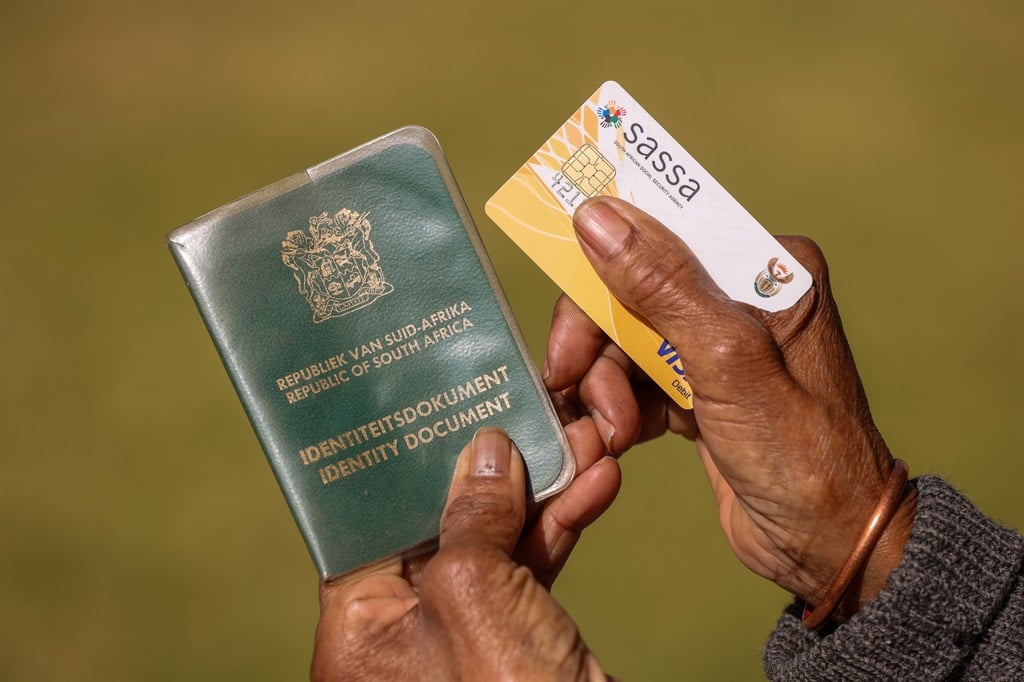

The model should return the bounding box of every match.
[763,476,1024,681]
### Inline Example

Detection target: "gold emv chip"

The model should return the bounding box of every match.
[561,144,616,197]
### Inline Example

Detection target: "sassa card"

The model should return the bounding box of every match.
[485,80,811,409]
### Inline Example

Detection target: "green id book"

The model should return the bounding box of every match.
[168,127,574,579]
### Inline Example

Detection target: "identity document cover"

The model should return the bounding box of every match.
[168,127,573,579]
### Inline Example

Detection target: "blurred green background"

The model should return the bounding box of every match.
[2,1,1022,680]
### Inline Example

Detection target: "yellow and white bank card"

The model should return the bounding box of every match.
[485,80,812,409]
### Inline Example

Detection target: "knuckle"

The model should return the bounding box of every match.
[764,236,841,348]
[423,544,505,604]
[685,316,782,393]
[704,322,766,361]
[779,235,830,286]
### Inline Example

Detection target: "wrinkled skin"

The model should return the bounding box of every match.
[545,197,917,615]
[312,196,920,681]
[312,426,620,681]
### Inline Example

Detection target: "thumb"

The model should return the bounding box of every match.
[572,196,783,397]
[438,427,526,556]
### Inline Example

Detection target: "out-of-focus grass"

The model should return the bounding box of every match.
[1,2,1022,679]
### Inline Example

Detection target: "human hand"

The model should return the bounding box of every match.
[311,426,619,681]
[544,196,917,620]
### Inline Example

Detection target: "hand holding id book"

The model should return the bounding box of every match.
[168,127,573,579]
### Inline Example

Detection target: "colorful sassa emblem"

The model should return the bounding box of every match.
[281,209,394,323]
[596,100,627,128]
[754,257,796,298]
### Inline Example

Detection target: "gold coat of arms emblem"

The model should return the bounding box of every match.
[281,209,393,323]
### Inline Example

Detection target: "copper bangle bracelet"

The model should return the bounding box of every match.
[802,458,909,630]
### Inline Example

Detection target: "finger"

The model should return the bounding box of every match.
[577,342,641,454]
[633,380,698,443]
[399,552,432,589]
[312,568,421,681]
[549,384,586,426]
[513,416,607,532]
[318,568,419,636]
[319,558,407,608]
[564,414,610,471]
[572,196,790,401]
[510,417,619,587]
[438,427,526,557]
[768,235,867,409]
[513,456,622,588]
[544,294,610,392]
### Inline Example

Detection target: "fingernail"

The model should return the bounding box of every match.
[590,408,617,453]
[471,427,511,477]
[574,199,631,257]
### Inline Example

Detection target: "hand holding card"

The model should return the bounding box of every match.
[486,81,811,408]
